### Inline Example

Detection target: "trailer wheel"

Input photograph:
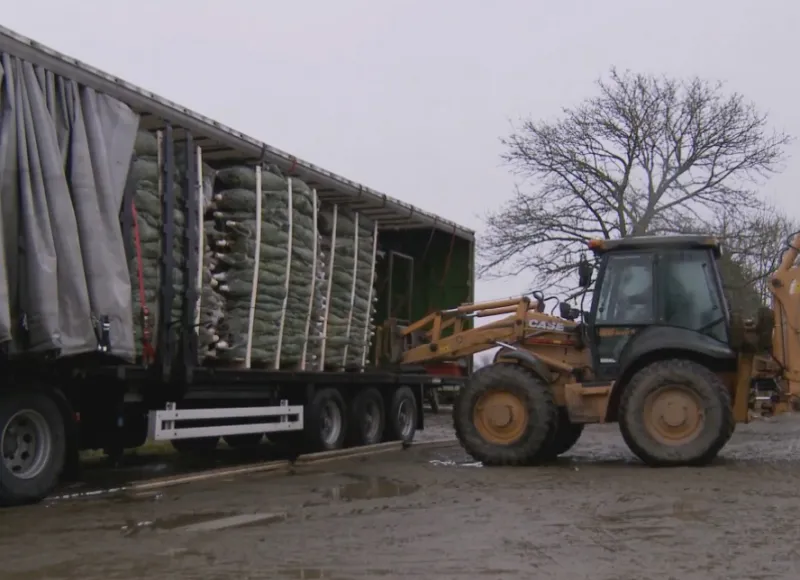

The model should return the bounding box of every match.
[385,386,418,443]
[619,359,733,467]
[306,388,347,452]
[170,436,219,454]
[0,391,66,506]
[223,434,264,449]
[346,388,386,446]
[454,363,556,466]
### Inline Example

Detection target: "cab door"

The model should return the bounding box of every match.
[588,252,656,380]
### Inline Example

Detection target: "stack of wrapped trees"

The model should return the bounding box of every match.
[209,165,324,367]
[319,205,379,369]
[124,130,220,362]
[124,147,379,370]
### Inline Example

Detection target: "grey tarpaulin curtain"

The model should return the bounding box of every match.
[0,53,139,360]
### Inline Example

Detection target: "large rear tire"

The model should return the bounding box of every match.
[0,391,66,506]
[453,364,556,466]
[619,359,733,467]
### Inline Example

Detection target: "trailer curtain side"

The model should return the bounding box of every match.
[0,53,139,359]
[0,47,473,373]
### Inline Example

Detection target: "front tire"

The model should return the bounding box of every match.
[453,364,556,466]
[619,359,733,467]
[0,391,66,506]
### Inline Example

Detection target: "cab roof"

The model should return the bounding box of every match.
[588,235,722,257]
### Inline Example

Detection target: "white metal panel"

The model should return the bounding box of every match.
[147,403,304,441]
[154,406,302,420]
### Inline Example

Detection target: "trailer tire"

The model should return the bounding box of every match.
[454,363,556,466]
[346,388,386,446]
[0,391,66,506]
[306,388,348,452]
[223,434,264,449]
[619,359,733,467]
[170,437,219,455]
[385,386,418,444]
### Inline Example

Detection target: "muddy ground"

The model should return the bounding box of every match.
[4,411,800,579]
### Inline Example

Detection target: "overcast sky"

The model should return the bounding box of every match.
[4,0,799,301]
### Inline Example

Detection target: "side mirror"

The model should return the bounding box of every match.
[578,255,593,288]
[558,301,580,321]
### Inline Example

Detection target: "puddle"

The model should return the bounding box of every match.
[46,486,131,502]
[45,487,164,505]
[121,511,235,536]
[322,475,419,501]
[120,510,286,536]
[176,512,286,532]
[278,567,390,579]
[279,569,330,579]
[429,459,483,468]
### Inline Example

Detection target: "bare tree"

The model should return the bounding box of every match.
[481,67,791,290]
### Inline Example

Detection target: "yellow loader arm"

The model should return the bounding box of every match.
[768,232,800,399]
[376,296,580,367]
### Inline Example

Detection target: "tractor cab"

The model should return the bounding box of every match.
[583,235,731,381]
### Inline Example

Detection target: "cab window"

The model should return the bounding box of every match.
[595,254,655,325]
[659,250,726,341]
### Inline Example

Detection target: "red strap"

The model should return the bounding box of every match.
[131,202,156,362]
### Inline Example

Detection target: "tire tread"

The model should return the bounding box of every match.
[453,363,556,466]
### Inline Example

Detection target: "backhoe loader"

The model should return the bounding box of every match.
[380,234,796,467]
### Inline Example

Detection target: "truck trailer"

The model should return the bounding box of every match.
[0,25,475,506]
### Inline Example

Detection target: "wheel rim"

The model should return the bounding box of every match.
[1,409,53,479]
[396,399,414,439]
[320,400,343,445]
[363,400,381,441]
[643,385,704,446]
[473,390,528,444]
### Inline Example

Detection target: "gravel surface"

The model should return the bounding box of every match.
[4,411,800,579]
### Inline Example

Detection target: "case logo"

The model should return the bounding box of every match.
[528,319,565,332]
